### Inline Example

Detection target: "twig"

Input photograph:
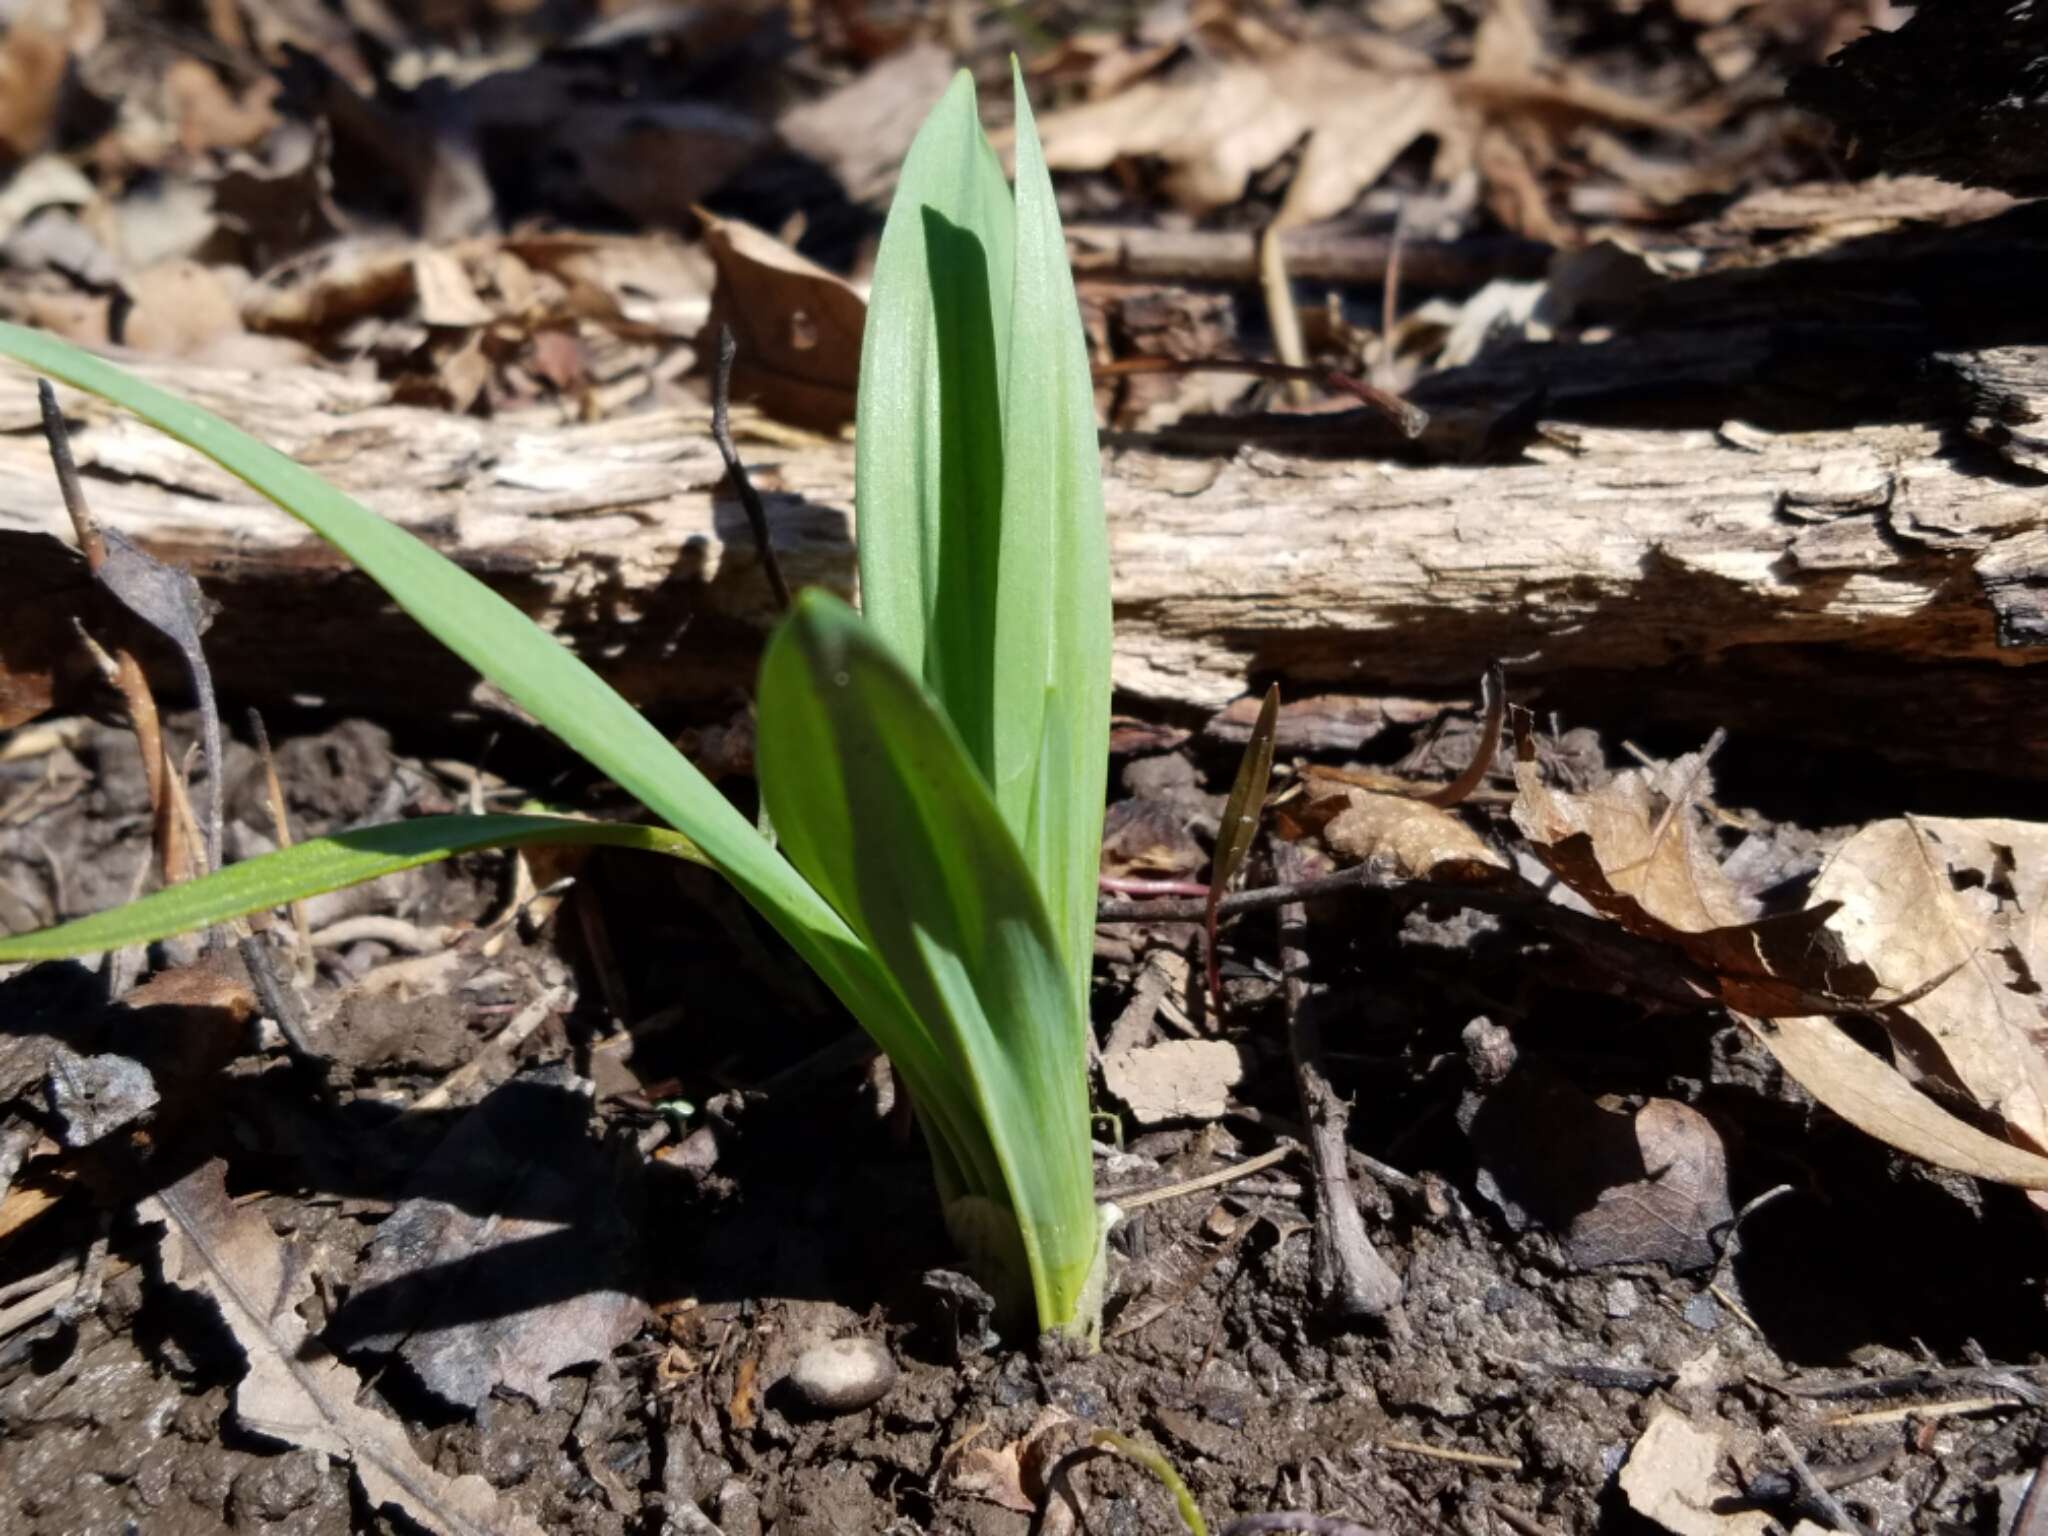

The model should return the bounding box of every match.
[1768,1427,1873,1536]
[711,327,791,612]
[1259,222,1311,408]
[239,931,332,1094]
[1487,1503,1564,1536]
[1100,875,1210,899]
[1372,1439,1519,1472]
[41,379,225,881]
[248,709,312,963]
[1822,1396,2010,1427]
[1064,224,1551,288]
[404,985,572,1115]
[1221,1516,1384,1536]
[1092,356,1428,438]
[1417,662,1506,809]
[1278,841,1401,1321]
[2010,1454,2048,1536]
[1109,1144,1296,1212]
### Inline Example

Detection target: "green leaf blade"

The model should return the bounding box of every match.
[854,68,1016,781]
[996,59,1113,1011]
[0,815,703,962]
[756,590,1097,1331]
[0,324,901,1045]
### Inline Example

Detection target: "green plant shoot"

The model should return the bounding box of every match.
[0,63,1113,1336]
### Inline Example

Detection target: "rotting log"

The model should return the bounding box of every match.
[3,207,2046,775]
[2,361,2040,774]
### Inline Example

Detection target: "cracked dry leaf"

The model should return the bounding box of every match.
[329,1066,644,1410]
[140,1160,544,1536]
[1806,816,2048,1157]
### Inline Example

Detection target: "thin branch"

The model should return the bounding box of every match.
[711,327,792,613]
[1091,355,1429,439]
[38,380,105,567]
[1221,1516,1385,1536]
[1278,841,1402,1320]
[1418,661,1506,808]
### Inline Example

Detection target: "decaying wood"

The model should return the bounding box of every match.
[3,208,2046,773]
[1793,0,2048,196]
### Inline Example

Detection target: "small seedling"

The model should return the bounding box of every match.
[0,65,1112,1337]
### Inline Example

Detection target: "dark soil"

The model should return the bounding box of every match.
[3,707,2044,1536]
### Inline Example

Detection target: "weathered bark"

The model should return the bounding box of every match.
[3,207,2046,772]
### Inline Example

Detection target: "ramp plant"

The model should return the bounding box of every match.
[0,64,1113,1337]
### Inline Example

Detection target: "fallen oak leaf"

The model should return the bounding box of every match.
[140,1160,545,1536]
[1807,815,2048,1159]
[1507,709,1884,1018]
[694,208,864,433]
[1566,1098,1732,1273]
[1742,1013,2048,1191]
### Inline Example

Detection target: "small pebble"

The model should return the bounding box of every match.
[1604,1280,1640,1319]
[1681,1293,1722,1333]
[787,1338,897,1415]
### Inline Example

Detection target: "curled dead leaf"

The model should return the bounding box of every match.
[695,209,864,433]
[1808,815,2048,1157]
[1324,785,1507,882]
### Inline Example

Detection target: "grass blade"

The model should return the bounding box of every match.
[757,590,1097,1330]
[0,815,702,962]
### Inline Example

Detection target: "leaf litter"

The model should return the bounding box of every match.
[141,1159,544,1536]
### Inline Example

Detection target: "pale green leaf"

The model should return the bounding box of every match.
[756,590,1096,1330]
[0,815,702,962]
[854,68,1015,778]
[997,58,1113,1012]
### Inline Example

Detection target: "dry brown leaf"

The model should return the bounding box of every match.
[1038,17,1679,230]
[950,1443,1034,1513]
[1039,39,1459,227]
[0,20,68,164]
[326,1067,645,1410]
[1324,785,1508,881]
[1620,1410,1771,1536]
[162,58,279,155]
[1805,815,2048,1156]
[1744,1014,2048,1190]
[412,248,495,328]
[1513,737,1749,931]
[121,260,245,356]
[696,210,864,432]
[943,1406,1076,1513]
[1102,1039,1244,1125]
[1508,716,1883,1018]
[1566,1099,1732,1272]
[778,42,954,205]
[141,1160,545,1536]
[240,241,416,331]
